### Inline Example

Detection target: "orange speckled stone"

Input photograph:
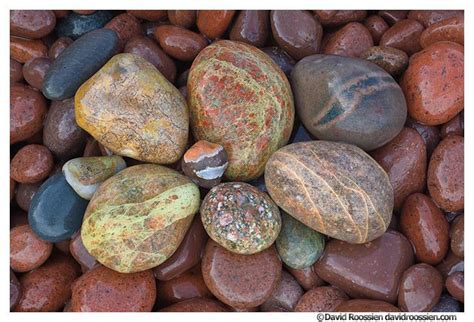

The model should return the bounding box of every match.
[71,266,156,312]
[75,53,189,164]
[197,10,236,40]
[10,224,53,272]
[10,36,47,63]
[427,135,464,212]
[10,144,54,184]
[401,41,463,126]
[188,40,294,181]
[420,16,464,48]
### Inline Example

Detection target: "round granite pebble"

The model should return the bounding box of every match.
[10,144,54,184]
[360,46,409,75]
[260,270,303,312]
[295,286,348,312]
[276,212,325,269]
[201,182,281,254]
[201,240,282,309]
[55,11,115,40]
[10,224,53,272]
[43,28,118,101]
[71,266,156,312]
[29,173,89,242]
[291,54,407,151]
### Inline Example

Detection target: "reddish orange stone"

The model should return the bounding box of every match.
[10,36,47,63]
[197,10,236,40]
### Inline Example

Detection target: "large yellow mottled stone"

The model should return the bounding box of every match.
[75,53,189,164]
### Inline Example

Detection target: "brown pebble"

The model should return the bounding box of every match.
[10,36,48,63]
[446,271,464,303]
[364,15,389,44]
[380,19,424,56]
[10,224,53,272]
[261,270,304,312]
[197,10,236,40]
[336,299,401,312]
[124,36,176,83]
[105,13,143,51]
[160,298,229,312]
[127,10,167,21]
[405,118,441,157]
[230,10,269,47]
[286,265,325,291]
[427,135,464,212]
[22,57,51,90]
[48,37,73,59]
[323,22,373,57]
[450,215,464,258]
[408,10,464,28]
[295,286,348,312]
[378,10,408,25]
[15,253,80,312]
[10,10,56,39]
[168,10,196,28]
[360,46,408,75]
[400,193,449,264]
[398,263,443,312]
[154,25,207,61]
[440,112,463,138]
[436,251,464,281]
[10,58,23,83]
[71,266,156,312]
[10,144,54,184]
[420,16,463,48]
[314,10,367,27]
[15,182,41,212]
[69,231,99,272]
[371,127,426,211]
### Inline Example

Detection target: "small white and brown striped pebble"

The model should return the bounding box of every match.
[181,140,228,189]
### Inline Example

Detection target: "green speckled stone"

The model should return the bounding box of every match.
[81,164,200,273]
[200,182,281,254]
[62,156,127,200]
[276,212,325,269]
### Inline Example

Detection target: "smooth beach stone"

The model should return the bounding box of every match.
[201,182,281,254]
[261,271,303,312]
[15,182,41,211]
[71,266,156,312]
[291,55,407,151]
[181,140,228,189]
[153,216,208,281]
[201,240,282,309]
[10,144,54,184]
[81,164,200,273]
[261,46,295,77]
[124,36,176,83]
[43,98,88,160]
[276,212,325,269]
[10,224,53,272]
[380,19,424,55]
[69,231,99,272]
[450,215,464,257]
[10,10,56,39]
[270,10,322,60]
[10,36,48,63]
[230,10,269,47]
[286,265,325,291]
[401,42,463,125]
[408,10,463,28]
[160,298,228,312]
[371,127,426,210]
[265,141,393,243]
[400,193,449,264]
[364,15,389,44]
[63,156,126,200]
[127,10,167,21]
[55,11,115,39]
[10,58,23,83]
[104,13,143,51]
[314,10,367,27]
[336,300,400,312]
[295,286,348,312]
[398,263,443,312]
[197,10,235,40]
[22,57,51,90]
[420,16,463,48]
[427,135,464,212]
[446,272,464,303]
[43,28,118,101]
[157,268,212,306]
[154,25,208,62]
[405,118,440,157]
[10,270,21,310]
[10,84,47,144]
[441,112,463,138]
[436,251,464,281]
[323,22,374,57]
[314,231,414,303]
[15,253,80,312]
[29,173,88,242]
[432,294,461,312]
[360,46,409,75]
[48,36,73,59]
[168,10,196,28]
[75,54,188,164]
[188,40,294,181]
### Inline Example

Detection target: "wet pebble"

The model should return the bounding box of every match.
[364,15,389,44]
[55,10,115,39]
[10,144,54,184]
[405,118,441,157]
[380,19,424,56]
[420,16,464,48]
[22,57,51,90]
[197,10,235,40]
[10,224,53,272]
[10,10,56,39]
[323,22,374,57]
[154,25,207,62]
[168,10,196,28]
[360,46,408,75]
[314,10,367,27]
[104,13,143,51]
[446,271,464,303]
[450,215,464,258]
[230,10,269,47]
[69,231,99,272]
